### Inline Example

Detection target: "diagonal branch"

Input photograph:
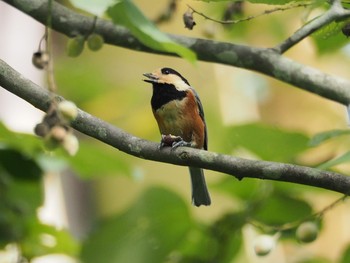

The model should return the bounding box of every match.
[3,0,350,106]
[1,59,350,196]
[275,0,350,54]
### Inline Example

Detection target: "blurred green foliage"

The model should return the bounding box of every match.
[0,144,79,259]
[2,0,350,262]
[81,187,193,263]
[224,123,309,162]
[340,244,350,263]
[312,20,350,53]
[0,116,328,262]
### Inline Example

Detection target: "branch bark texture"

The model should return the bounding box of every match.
[1,59,350,196]
[274,0,350,53]
[3,0,350,106]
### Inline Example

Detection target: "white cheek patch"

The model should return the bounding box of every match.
[158,75,190,91]
[174,80,190,91]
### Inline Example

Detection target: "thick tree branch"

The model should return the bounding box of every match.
[1,59,350,196]
[3,0,350,106]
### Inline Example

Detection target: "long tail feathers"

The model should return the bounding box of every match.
[189,167,211,206]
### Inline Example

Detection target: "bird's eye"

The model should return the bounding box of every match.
[164,70,170,75]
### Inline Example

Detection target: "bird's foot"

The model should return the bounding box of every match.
[159,134,183,149]
[172,139,191,148]
[159,134,191,149]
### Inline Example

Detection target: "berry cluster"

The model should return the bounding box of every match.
[254,221,319,257]
[34,101,79,156]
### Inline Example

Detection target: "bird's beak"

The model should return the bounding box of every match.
[143,73,158,83]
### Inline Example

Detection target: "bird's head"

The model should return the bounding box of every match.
[143,67,190,91]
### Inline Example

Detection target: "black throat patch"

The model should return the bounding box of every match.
[151,83,187,111]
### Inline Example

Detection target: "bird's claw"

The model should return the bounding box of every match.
[159,134,191,149]
[172,140,191,148]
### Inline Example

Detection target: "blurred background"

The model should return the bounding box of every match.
[1,0,350,262]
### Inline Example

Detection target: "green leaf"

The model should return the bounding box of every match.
[35,141,130,178]
[196,0,299,4]
[178,212,243,263]
[0,149,42,181]
[317,151,350,170]
[70,141,130,177]
[81,187,192,263]
[217,230,242,263]
[69,0,115,16]
[54,61,113,104]
[107,0,196,62]
[312,20,349,53]
[246,0,299,4]
[340,244,350,263]
[226,123,309,162]
[0,122,129,178]
[309,129,350,147]
[176,227,217,262]
[210,213,244,263]
[0,148,43,245]
[298,258,332,263]
[21,219,80,259]
[0,184,41,245]
[0,122,43,156]
[213,177,262,200]
[253,190,312,225]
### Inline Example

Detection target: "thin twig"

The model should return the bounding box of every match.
[87,16,98,36]
[248,195,348,232]
[187,3,311,25]
[315,194,348,218]
[46,0,57,92]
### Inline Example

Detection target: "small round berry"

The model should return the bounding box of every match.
[87,33,104,51]
[62,133,79,156]
[49,126,68,142]
[34,123,49,137]
[183,10,196,30]
[32,51,50,69]
[44,126,67,150]
[253,235,276,256]
[58,101,78,122]
[66,35,85,57]
[296,221,318,243]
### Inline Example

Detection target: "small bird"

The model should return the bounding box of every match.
[143,67,211,206]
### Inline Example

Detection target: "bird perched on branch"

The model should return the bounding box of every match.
[143,67,211,206]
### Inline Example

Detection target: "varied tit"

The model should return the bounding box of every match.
[143,67,211,207]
